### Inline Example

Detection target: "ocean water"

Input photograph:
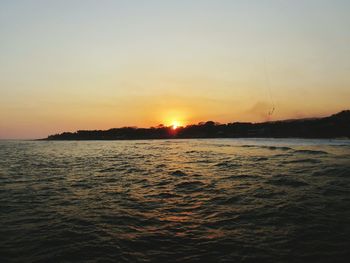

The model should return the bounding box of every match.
[1,139,350,263]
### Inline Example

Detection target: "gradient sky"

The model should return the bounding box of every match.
[1,0,350,139]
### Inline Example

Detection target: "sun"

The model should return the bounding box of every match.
[162,110,187,130]
[171,120,181,130]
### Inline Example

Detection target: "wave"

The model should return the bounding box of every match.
[170,170,188,176]
[293,149,329,155]
[175,180,205,190]
[283,158,322,164]
[241,145,292,151]
[267,177,309,187]
[214,160,241,168]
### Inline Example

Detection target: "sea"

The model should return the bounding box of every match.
[1,139,350,263]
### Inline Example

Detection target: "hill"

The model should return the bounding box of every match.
[45,110,350,140]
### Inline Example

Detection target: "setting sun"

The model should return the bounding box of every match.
[171,121,181,130]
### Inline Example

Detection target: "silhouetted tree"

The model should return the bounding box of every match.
[45,110,350,140]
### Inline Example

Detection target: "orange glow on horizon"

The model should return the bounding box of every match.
[171,120,181,130]
[161,109,188,130]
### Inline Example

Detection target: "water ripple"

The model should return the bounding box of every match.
[0,139,350,262]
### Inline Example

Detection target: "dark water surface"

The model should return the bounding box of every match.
[1,139,350,262]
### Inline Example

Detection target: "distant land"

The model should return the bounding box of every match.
[44,110,350,140]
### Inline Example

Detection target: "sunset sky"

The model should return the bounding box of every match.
[1,0,350,139]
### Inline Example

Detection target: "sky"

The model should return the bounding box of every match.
[1,0,350,139]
